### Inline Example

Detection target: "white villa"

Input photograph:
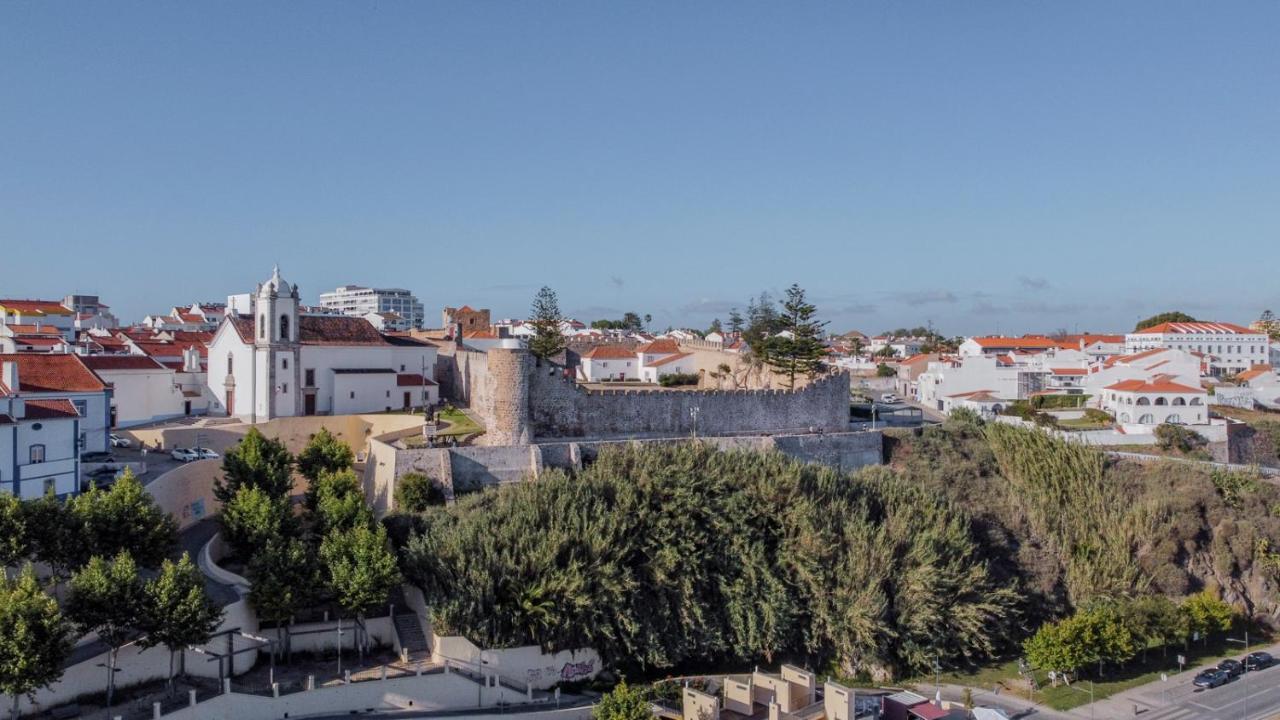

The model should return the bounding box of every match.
[1100,376,1208,429]
[1124,321,1269,377]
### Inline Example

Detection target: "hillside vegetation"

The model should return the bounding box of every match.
[396,414,1280,681]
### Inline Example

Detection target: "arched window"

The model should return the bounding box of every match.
[1138,413,1155,424]
[1155,397,1167,406]
[1120,413,1130,423]
[227,353,234,375]
[259,315,266,340]
[1190,397,1203,406]
[1167,414,1182,425]
[1136,397,1151,405]
[1172,397,1186,406]
[280,315,290,341]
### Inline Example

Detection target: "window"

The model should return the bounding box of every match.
[29,445,45,463]
[1138,413,1155,424]
[305,369,315,386]
[280,315,290,341]
[227,354,234,374]
[42,478,55,496]
[72,399,86,416]
[350,391,355,399]
[282,383,288,393]
[259,315,266,340]
[400,364,405,372]
[282,357,289,370]
[79,432,86,450]
[385,390,390,398]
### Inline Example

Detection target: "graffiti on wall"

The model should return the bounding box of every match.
[560,660,594,682]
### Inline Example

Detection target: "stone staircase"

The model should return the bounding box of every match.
[393,610,432,662]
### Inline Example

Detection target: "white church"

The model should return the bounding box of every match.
[206,267,438,422]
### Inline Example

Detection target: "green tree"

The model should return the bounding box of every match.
[219,485,294,561]
[622,312,644,332]
[743,291,782,351]
[1134,312,1196,332]
[297,428,354,506]
[214,427,295,503]
[762,284,829,389]
[140,553,223,689]
[1180,589,1234,644]
[876,363,896,377]
[706,318,723,336]
[727,308,745,335]
[314,469,374,535]
[395,472,445,513]
[1024,605,1135,678]
[66,553,146,707]
[321,524,401,617]
[0,565,73,720]
[1154,424,1207,454]
[21,492,77,586]
[0,494,28,572]
[528,286,567,361]
[248,537,319,659]
[593,680,652,720]
[69,469,177,569]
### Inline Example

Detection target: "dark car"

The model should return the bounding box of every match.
[1193,669,1229,689]
[1244,652,1274,671]
[1218,659,1244,678]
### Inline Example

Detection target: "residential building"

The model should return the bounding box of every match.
[64,294,119,330]
[1,363,82,498]
[320,285,425,328]
[895,353,940,399]
[80,355,199,427]
[363,311,411,333]
[207,267,438,421]
[580,345,639,382]
[637,338,695,383]
[1100,376,1208,428]
[0,299,76,340]
[1051,333,1126,358]
[958,336,1059,357]
[0,353,111,456]
[1124,321,1269,376]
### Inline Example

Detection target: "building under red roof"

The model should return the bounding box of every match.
[583,345,636,360]
[81,356,169,372]
[0,299,74,316]
[1104,377,1203,394]
[637,338,680,355]
[969,336,1059,350]
[1133,321,1257,335]
[0,353,107,393]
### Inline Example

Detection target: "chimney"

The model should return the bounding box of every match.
[183,345,200,373]
[1,360,18,393]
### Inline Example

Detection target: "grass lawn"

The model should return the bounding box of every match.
[436,407,483,437]
[914,636,1266,711]
[1056,417,1111,431]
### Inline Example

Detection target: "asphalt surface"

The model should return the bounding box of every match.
[1117,663,1280,720]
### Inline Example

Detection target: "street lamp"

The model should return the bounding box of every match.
[1228,631,1249,720]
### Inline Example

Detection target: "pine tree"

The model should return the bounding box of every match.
[140,554,223,690]
[727,308,745,335]
[762,284,829,389]
[0,565,72,720]
[528,286,567,361]
[214,427,295,503]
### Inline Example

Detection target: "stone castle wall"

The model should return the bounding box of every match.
[528,361,850,439]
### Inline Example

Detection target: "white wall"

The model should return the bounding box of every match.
[582,357,638,382]
[333,372,400,415]
[99,368,187,427]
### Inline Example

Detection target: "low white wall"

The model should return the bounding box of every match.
[287,615,395,655]
[159,671,575,720]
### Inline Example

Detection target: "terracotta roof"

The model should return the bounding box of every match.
[81,356,169,372]
[1051,368,1088,375]
[1103,378,1204,394]
[1133,321,1257,335]
[22,398,81,420]
[1053,334,1125,349]
[584,345,637,360]
[3,324,63,336]
[397,373,437,386]
[1104,347,1169,368]
[948,389,998,400]
[900,353,937,366]
[1237,365,1274,382]
[0,299,74,315]
[969,336,1059,349]
[637,339,680,355]
[228,315,392,346]
[383,333,433,347]
[647,352,692,367]
[464,330,499,339]
[12,337,66,346]
[0,354,107,393]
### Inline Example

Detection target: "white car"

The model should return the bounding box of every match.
[109,434,132,448]
[170,447,200,462]
[192,447,220,460]
[880,394,899,404]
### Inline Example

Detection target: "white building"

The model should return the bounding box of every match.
[579,345,639,382]
[363,311,411,333]
[0,353,111,458]
[80,355,196,428]
[0,378,82,499]
[1100,376,1208,429]
[319,285,425,329]
[207,268,438,421]
[917,349,1092,412]
[958,336,1059,358]
[636,339,696,384]
[0,299,76,341]
[1124,322,1268,377]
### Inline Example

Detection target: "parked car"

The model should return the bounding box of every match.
[880,393,899,404]
[1218,659,1244,678]
[1245,652,1274,671]
[192,447,220,460]
[109,434,132,448]
[1193,669,1229,689]
[170,447,200,462]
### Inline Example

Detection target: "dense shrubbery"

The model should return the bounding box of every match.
[1154,423,1208,455]
[401,443,1020,680]
[657,372,699,387]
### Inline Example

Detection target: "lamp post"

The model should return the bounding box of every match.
[1228,631,1249,720]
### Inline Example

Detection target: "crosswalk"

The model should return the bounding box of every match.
[1142,706,1205,720]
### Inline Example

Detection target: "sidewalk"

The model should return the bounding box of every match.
[933,682,1074,720]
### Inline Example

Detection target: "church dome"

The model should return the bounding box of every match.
[259,265,293,297]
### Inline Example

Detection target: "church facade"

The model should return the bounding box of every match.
[207,268,438,422]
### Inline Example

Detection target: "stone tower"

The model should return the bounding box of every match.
[485,347,532,445]
[252,265,302,421]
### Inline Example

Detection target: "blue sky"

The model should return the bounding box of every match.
[2,2,1277,335]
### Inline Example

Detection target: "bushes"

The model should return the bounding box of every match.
[401,442,1019,679]
[658,372,699,387]
[1155,423,1208,455]
[395,472,445,513]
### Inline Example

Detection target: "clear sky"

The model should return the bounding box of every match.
[2,2,1277,335]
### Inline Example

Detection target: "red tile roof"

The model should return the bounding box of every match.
[81,356,169,372]
[22,398,81,420]
[584,345,637,360]
[1051,368,1088,375]
[0,353,107,393]
[1237,365,1274,382]
[0,299,73,315]
[970,336,1059,349]
[229,315,393,346]
[397,373,437,386]
[1103,378,1204,394]
[3,324,63,336]
[1133,321,1256,335]
[12,337,66,347]
[638,339,680,355]
[648,352,692,367]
